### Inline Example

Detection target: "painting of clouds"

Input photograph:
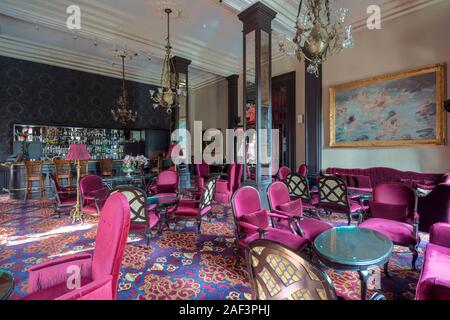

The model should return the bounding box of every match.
[330,64,446,147]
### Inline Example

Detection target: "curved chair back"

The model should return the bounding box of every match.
[318,176,350,213]
[246,240,337,300]
[231,186,262,221]
[111,186,148,225]
[156,170,179,194]
[99,159,114,177]
[54,159,72,186]
[267,181,291,212]
[227,163,237,192]
[373,183,416,219]
[298,164,307,177]
[285,173,312,202]
[234,164,244,191]
[277,166,291,181]
[80,175,104,196]
[91,192,131,300]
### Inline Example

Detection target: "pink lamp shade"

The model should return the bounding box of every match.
[65,144,91,161]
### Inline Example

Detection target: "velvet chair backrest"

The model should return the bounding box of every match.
[91,193,130,300]
[234,164,244,191]
[196,162,209,178]
[318,176,350,213]
[298,164,307,177]
[228,163,237,192]
[277,166,291,181]
[267,182,291,212]
[80,175,104,195]
[111,186,148,225]
[373,183,416,219]
[231,186,262,221]
[156,170,179,194]
[246,240,337,300]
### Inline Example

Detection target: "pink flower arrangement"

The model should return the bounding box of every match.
[122,155,148,173]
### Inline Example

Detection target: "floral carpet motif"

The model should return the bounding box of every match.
[0,196,426,300]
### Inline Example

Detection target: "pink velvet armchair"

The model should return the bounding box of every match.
[80,175,110,217]
[416,223,450,300]
[267,181,332,244]
[231,186,308,253]
[297,164,307,177]
[22,192,131,300]
[148,169,179,196]
[360,183,420,272]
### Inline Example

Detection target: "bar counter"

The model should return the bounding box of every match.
[0,160,124,200]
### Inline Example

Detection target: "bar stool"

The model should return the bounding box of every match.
[99,158,114,177]
[24,160,46,201]
[53,159,72,188]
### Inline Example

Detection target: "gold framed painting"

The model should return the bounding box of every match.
[329,63,447,148]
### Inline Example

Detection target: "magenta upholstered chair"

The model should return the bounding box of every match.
[267,182,332,244]
[22,192,131,300]
[285,173,319,213]
[234,163,243,191]
[80,175,110,217]
[170,179,216,233]
[318,176,367,226]
[277,166,291,182]
[215,163,236,203]
[416,223,450,300]
[49,173,77,218]
[148,169,179,196]
[231,186,308,253]
[360,183,420,271]
[298,164,307,177]
[111,186,159,249]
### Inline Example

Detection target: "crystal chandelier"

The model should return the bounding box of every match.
[111,54,138,125]
[150,8,182,114]
[288,0,354,77]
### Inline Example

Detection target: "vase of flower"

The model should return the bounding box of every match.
[122,155,148,177]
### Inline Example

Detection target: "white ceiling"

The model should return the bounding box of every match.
[0,0,442,89]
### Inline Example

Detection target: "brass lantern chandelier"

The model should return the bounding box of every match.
[150,8,183,114]
[290,0,354,77]
[111,54,138,125]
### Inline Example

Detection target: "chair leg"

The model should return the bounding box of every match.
[410,245,419,271]
[24,180,30,202]
[384,261,391,278]
[347,214,352,226]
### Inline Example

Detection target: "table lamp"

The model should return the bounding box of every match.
[66,144,91,222]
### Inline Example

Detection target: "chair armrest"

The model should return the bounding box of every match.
[238,221,269,239]
[56,275,113,300]
[430,223,450,248]
[267,212,291,220]
[28,254,92,294]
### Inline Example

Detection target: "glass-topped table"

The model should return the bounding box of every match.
[148,195,179,234]
[0,269,14,300]
[313,226,393,300]
[103,173,156,191]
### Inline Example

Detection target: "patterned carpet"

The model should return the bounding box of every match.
[0,196,426,300]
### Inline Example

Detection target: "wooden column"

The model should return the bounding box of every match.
[227,74,239,128]
[305,64,322,183]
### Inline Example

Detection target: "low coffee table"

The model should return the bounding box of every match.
[313,226,393,300]
[0,269,14,300]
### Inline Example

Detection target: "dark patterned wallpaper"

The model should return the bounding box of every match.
[0,56,170,161]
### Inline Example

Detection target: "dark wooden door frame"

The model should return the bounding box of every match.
[272,71,296,170]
